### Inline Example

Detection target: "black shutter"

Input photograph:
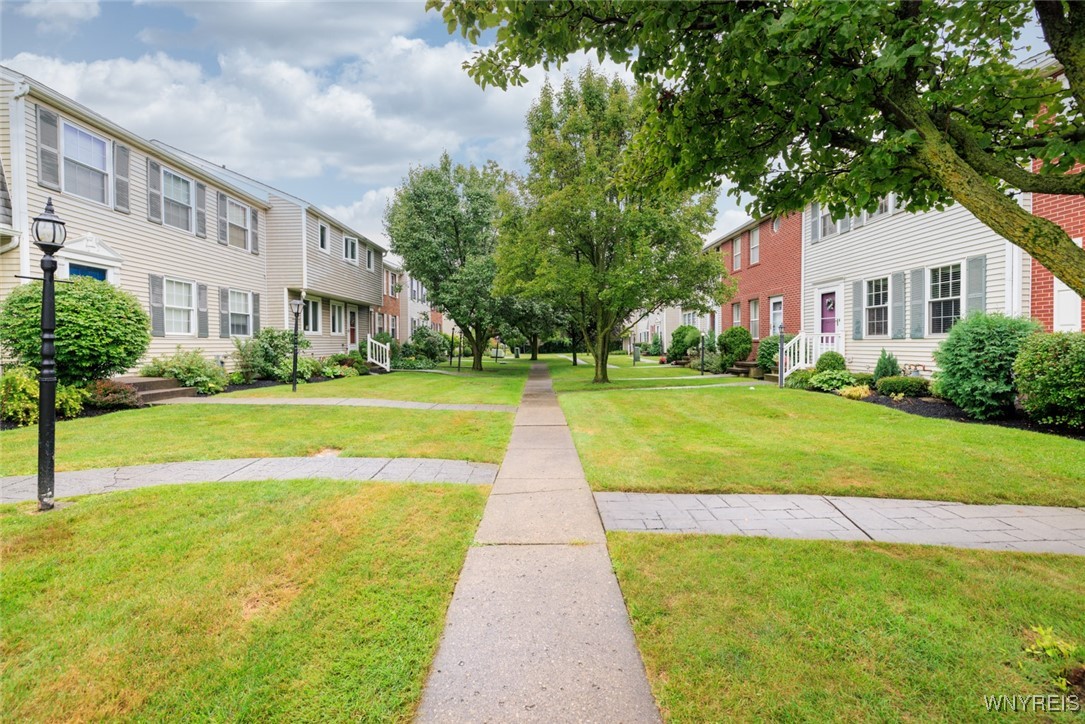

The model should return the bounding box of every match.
[252,292,261,333]
[146,159,162,224]
[910,268,926,338]
[37,106,61,191]
[197,284,209,338]
[149,275,165,337]
[217,192,228,245]
[195,183,207,238]
[250,208,259,255]
[220,288,231,338]
[113,144,130,213]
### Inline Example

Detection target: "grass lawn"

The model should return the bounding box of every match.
[554,377,749,394]
[0,405,512,475]
[560,385,1085,507]
[221,366,527,406]
[1,480,486,721]
[610,533,1085,723]
[541,353,708,380]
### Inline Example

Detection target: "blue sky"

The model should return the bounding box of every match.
[1,1,1049,247]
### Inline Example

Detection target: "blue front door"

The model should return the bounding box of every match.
[69,264,107,281]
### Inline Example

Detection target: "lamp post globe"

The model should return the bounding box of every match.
[32,198,67,512]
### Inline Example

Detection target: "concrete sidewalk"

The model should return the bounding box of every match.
[0,457,499,504]
[597,492,1085,556]
[417,364,660,722]
[155,396,516,412]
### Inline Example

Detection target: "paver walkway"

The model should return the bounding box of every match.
[155,396,515,412]
[0,457,498,504]
[597,492,1085,555]
[417,363,660,722]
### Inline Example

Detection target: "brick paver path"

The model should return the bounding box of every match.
[0,457,498,504]
[597,492,1085,556]
[155,396,515,412]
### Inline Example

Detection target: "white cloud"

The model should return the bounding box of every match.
[322,186,396,245]
[17,0,99,34]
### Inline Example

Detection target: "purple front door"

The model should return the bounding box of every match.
[820,292,837,333]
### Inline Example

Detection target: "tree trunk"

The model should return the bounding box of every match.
[471,324,486,371]
[592,334,611,383]
[530,333,539,360]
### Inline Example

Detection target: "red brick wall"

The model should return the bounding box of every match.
[1030,162,1085,331]
[377,269,401,340]
[719,212,804,359]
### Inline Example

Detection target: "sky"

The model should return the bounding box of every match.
[0,0,759,248]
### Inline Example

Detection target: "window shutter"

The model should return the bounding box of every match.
[219,288,231,338]
[149,275,165,337]
[195,183,207,238]
[217,192,228,245]
[891,271,906,339]
[966,255,986,315]
[197,283,209,338]
[36,106,62,191]
[909,268,926,338]
[250,208,259,255]
[808,203,820,242]
[113,143,131,213]
[252,292,261,333]
[851,280,863,340]
[146,159,162,224]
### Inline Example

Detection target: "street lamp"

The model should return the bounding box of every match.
[32,198,67,512]
[289,298,304,392]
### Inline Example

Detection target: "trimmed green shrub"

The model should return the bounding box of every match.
[756,334,794,372]
[872,349,902,383]
[142,348,228,395]
[719,326,753,364]
[644,333,662,357]
[338,365,361,378]
[0,277,150,384]
[809,370,856,392]
[273,355,322,383]
[667,325,701,362]
[394,356,436,370]
[932,312,1041,420]
[411,327,448,361]
[0,366,87,426]
[839,384,873,400]
[852,372,875,387]
[784,368,816,390]
[814,350,847,373]
[1014,332,1085,429]
[84,379,142,409]
[875,375,930,397]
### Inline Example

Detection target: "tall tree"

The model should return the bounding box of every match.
[433,0,1085,296]
[496,70,727,383]
[385,154,508,371]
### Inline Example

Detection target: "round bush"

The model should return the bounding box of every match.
[814,351,847,373]
[1013,332,1085,429]
[719,326,753,363]
[809,369,856,392]
[756,334,794,371]
[0,366,87,425]
[875,375,930,397]
[667,325,701,362]
[0,277,150,385]
[411,326,448,361]
[932,312,1041,420]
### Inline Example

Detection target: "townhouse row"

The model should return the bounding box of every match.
[0,65,435,370]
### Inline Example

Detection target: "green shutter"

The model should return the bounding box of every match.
[966,255,987,315]
[852,280,863,340]
[910,268,925,338]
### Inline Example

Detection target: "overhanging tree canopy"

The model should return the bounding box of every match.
[433,0,1085,296]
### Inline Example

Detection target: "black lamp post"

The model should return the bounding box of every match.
[289,298,304,392]
[32,198,67,512]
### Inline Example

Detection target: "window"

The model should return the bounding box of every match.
[343,236,358,263]
[819,207,837,237]
[229,290,252,336]
[162,169,193,231]
[772,217,782,233]
[377,312,385,335]
[683,311,698,326]
[769,296,784,335]
[749,299,760,340]
[303,298,322,333]
[868,195,892,221]
[69,263,107,281]
[732,302,741,328]
[732,237,742,270]
[749,228,760,265]
[318,223,329,251]
[365,247,374,271]
[62,122,109,204]
[865,277,890,336]
[227,199,249,249]
[330,302,345,335]
[929,264,962,334]
[410,279,418,301]
[164,278,194,335]
[410,318,418,334]
[390,315,398,339]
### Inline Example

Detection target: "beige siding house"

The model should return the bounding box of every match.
[1,66,270,366]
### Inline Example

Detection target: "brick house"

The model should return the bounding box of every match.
[1030,176,1084,333]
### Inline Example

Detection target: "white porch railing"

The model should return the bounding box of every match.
[367,335,390,372]
[780,332,843,382]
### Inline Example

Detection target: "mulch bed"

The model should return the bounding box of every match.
[861,393,1085,441]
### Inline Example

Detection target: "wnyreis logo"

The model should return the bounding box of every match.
[983,694,1080,713]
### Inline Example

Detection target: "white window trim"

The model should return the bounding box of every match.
[318,223,329,253]
[772,217,782,233]
[343,236,359,264]
[303,297,323,334]
[59,118,113,208]
[163,276,196,337]
[365,246,374,271]
[330,301,345,336]
[228,289,253,338]
[749,299,761,341]
[750,228,760,265]
[731,302,741,328]
[819,209,837,238]
[768,295,784,336]
[226,198,251,251]
[863,276,891,339]
[161,166,195,234]
[732,237,742,271]
[927,262,964,337]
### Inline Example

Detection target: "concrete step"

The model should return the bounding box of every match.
[725,367,750,376]
[733,360,759,368]
[114,375,178,392]
[764,373,779,384]
[142,386,197,404]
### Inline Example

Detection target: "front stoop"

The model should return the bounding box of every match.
[113,375,197,405]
